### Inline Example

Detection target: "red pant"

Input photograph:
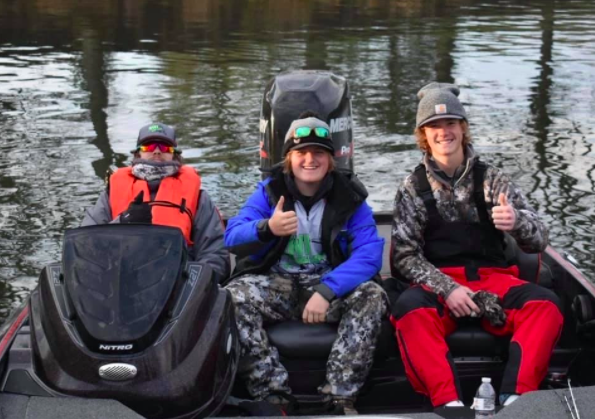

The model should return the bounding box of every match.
[390,266,563,407]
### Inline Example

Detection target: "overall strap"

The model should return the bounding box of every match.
[413,164,440,221]
[472,160,489,223]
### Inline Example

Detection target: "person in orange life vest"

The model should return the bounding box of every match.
[82,123,230,279]
[390,83,563,408]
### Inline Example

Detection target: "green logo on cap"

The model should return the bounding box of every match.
[148,124,163,133]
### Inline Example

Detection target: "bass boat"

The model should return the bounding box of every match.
[1,70,595,419]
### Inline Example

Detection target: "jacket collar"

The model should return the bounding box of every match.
[423,145,478,188]
[266,166,367,213]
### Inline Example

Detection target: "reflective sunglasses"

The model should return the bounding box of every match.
[138,142,176,153]
[293,126,330,139]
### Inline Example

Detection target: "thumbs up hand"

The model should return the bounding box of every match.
[268,196,298,237]
[120,191,152,224]
[491,192,516,231]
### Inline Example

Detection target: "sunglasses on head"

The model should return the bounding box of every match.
[293,126,330,140]
[138,142,176,153]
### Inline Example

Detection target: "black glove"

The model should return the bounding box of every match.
[472,291,507,327]
[120,191,152,224]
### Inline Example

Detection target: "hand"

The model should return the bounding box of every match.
[491,193,516,231]
[445,286,481,318]
[120,191,152,224]
[472,291,507,327]
[268,196,298,237]
[302,292,330,324]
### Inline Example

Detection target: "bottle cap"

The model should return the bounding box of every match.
[482,377,491,383]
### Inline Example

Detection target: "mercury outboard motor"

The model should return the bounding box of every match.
[2,224,238,419]
[259,70,354,172]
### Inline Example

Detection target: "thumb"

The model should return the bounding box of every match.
[133,191,144,204]
[275,196,285,213]
[498,192,509,207]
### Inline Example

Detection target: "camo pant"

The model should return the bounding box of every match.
[226,273,387,400]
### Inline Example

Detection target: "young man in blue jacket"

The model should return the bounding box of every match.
[225,113,387,414]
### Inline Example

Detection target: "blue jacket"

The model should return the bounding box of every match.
[225,168,384,298]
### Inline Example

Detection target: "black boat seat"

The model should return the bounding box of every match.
[506,235,553,289]
[267,321,338,359]
[445,321,509,358]
[266,235,550,363]
[267,318,509,361]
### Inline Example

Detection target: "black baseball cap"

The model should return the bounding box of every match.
[136,123,177,147]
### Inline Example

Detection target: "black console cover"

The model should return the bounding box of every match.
[62,224,186,342]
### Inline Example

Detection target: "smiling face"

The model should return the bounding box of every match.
[287,146,333,195]
[422,118,465,162]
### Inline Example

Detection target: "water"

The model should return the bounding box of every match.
[1,0,595,319]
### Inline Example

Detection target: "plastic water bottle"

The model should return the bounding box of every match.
[473,377,496,418]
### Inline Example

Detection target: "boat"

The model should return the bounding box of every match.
[1,70,595,419]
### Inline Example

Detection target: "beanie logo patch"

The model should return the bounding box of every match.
[435,104,447,114]
[293,137,301,144]
[148,124,163,133]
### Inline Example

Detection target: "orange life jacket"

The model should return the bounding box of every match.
[109,166,201,245]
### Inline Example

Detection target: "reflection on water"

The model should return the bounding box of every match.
[1,0,595,319]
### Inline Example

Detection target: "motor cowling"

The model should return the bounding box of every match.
[259,70,354,173]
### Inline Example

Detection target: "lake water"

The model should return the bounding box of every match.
[1,0,594,319]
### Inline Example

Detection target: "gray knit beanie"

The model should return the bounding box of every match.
[416,82,467,128]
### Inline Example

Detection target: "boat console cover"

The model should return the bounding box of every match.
[61,224,186,343]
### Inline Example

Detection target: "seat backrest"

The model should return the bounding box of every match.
[504,234,552,288]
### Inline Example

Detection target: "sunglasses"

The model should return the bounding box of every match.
[138,142,176,153]
[293,126,330,140]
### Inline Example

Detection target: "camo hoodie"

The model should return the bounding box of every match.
[391,146,549,298]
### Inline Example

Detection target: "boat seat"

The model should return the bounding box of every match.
[266,235,550,363]
[267,317,509,362]
[504,234,553,289]
[267,321,337,359]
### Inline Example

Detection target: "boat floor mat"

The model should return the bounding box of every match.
[0,394,145,419]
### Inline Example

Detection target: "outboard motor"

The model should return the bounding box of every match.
[259,70,354,172]
[4,224,238,419]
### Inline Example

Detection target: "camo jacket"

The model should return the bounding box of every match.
[391,146,549,298]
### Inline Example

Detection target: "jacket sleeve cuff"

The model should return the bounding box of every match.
[313,283,337,302]
[511,208,522,231]
[257,219,276,242]
[443,283,460,300]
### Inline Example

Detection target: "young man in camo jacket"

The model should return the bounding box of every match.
[390,83,563,408]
